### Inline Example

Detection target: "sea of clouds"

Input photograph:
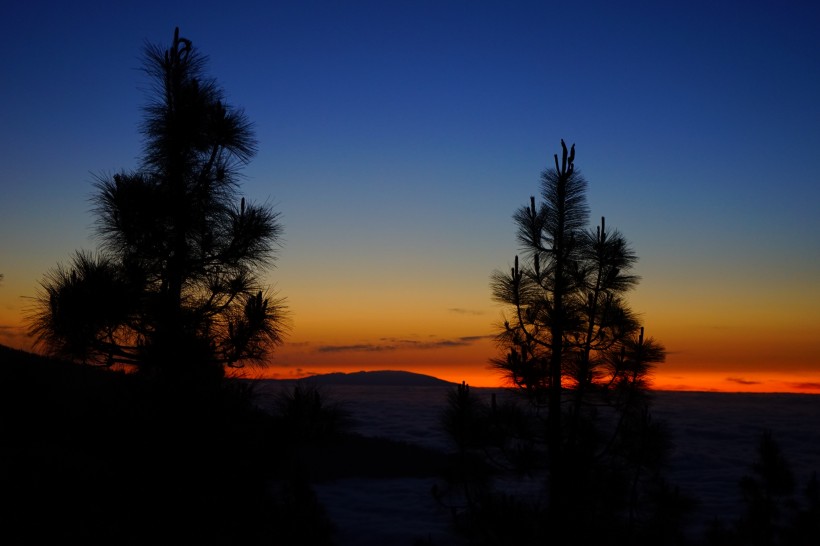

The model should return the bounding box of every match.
[255,383,820,545]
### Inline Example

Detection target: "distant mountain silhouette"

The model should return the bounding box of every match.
[295,370,456,387]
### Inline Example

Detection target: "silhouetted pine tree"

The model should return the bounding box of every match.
[486,140,679,543]
[736,430,796,545]
[705,430,820,546]
[27,28,285,388]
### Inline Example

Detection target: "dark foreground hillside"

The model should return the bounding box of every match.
[0,345,450,545]
[10,345,819,545]
[0,345,284,544]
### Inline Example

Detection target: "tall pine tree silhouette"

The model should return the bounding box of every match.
[491,140,667,539]
[28,28,286,386]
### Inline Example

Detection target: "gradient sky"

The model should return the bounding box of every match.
[2,1,819,392]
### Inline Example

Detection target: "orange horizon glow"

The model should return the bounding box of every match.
[227,335,820,395]
[234,364,820,395]
[4,317,820,395]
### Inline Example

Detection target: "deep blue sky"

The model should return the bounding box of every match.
[2,1,819,390]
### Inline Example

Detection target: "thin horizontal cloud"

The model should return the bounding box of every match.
[422,339,470,348]
[380,337,421,345]
[448,308,485,316]
[315,334,493,354]
[458,335,493,343]
[378,337,471,349]
[726,377,761,386]
[284,341,312,348]
[787,382,820,392]
[317,343,398,353]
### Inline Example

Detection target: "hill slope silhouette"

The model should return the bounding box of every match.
[294,370,455,387]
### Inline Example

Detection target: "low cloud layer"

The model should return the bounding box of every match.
[316,334,493,354]
[726,377,761,386]
[447,308,485,316]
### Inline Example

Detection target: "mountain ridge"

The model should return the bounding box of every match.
[284,370,457,387]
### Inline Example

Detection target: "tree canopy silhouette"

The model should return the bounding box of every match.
[489,140,671,541]
[28,28,286,384]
